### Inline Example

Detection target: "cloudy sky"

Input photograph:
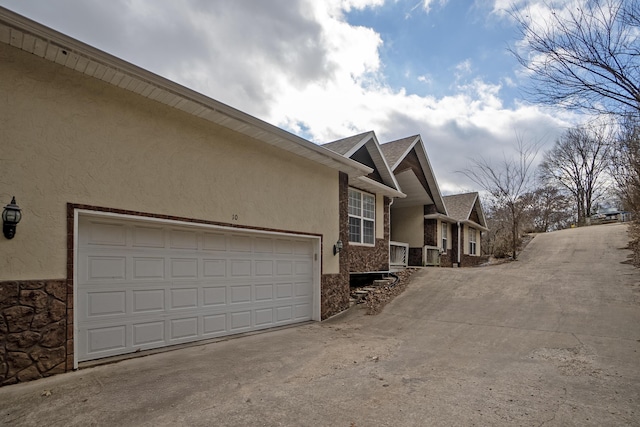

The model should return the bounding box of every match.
[1,0,584,193]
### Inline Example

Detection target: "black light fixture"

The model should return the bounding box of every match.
[333,239,343,255]
[2,197,22,239]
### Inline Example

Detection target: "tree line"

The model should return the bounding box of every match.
[465,0,639,259]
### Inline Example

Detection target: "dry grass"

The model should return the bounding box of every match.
[628,222,640,268]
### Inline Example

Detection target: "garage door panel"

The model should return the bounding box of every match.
[230,285,251,304]
[170,288,198,309]
[276,306,293,322]
[203,232,226,251]
[203,314,226,334]
[230,235,252,252]
[87,256,127,281]
[132,226,165,248]
[255,308,274,326]
[78,216,316,362]
[295,303,312,319]
[202,286,226,306]
[79,291,127,319]
[230,311,252,330]
[230,260,252,277]
[87,325,127,354]
[255,260,274,276]
[170,317,199,340]
[275,283,293,299]
[254,237,274,253]
[203,259,226,277]
[87,221,127,246]
[276,261,293,276]
[170,258,198,278]
[295,282,312,297]
[133,321,165,346]
[170,230,198,250]
[132,289,164,313]
[255,284,273,301]
[133,257,165,279]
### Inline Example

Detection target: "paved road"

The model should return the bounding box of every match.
[1,223,639,426]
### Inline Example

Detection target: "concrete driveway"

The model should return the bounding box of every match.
[2,223,639,426]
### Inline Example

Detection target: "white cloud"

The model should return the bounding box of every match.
[417,74,433,84]
[0,0,580,192]
[421,0,450,14]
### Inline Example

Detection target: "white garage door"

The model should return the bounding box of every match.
[76,215,316,362]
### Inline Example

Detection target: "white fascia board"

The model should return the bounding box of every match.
[414,138,448,215]
[423,214,489,232]
[0,7,371,179]
[462,219,489,232]
[356,176,406,199]
[367,136,402,193]
[424,213,456,223]
[343,131,375,158]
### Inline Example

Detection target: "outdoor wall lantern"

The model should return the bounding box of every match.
[333,239,343,255]
[2,197,22,239]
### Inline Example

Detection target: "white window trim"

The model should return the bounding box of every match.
[348,187,376,246]
[441,222,448,252]
[469,227,477,256]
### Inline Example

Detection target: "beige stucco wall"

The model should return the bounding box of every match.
[389,205,423,247]
[0,43,341,280]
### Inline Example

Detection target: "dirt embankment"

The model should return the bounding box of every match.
[627,222,640,267]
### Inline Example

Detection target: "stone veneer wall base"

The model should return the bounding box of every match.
[1,280,69,386]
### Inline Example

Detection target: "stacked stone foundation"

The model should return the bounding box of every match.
[1,280,69,386]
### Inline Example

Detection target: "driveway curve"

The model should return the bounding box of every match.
[1,223,639,426]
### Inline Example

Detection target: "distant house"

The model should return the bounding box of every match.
[592,208,632,223]
[438,193,489,267]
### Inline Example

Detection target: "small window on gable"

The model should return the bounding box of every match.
[348,188,375,245]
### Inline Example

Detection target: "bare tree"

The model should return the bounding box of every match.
[539,125,611,225]
[520,186,574,232]
[610,115,640,213]
[462,138,539,260]
[509,0,640,116]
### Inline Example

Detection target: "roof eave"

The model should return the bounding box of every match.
[356,176,406,199]
[0,7,371,179]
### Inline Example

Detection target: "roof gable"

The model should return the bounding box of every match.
[443,192,487,228]
[380,135,447,214]
[323,131,404,198]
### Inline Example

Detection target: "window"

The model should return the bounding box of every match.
[469,228,477,255]
[441,222,448,251]
[348,188,375,244]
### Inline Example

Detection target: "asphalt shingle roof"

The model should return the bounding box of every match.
[322,131,372,155]
[443,192,478,221]
[379,135,418,169]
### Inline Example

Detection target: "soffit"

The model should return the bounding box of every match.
[391,169,433,208]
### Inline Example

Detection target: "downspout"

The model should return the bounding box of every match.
[456,221,461,266]
[388,197,394,268]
